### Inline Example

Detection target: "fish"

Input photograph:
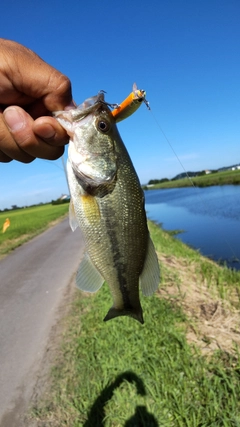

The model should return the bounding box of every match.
[54,91,160,324]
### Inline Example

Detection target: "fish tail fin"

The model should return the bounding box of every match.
[104,307,144,324]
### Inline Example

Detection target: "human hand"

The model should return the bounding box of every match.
[0,39,73,163]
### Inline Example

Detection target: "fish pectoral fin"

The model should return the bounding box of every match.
[69,200,79,231]
[76,253,104,293]
[139,235,160,296]
[81,195,101,224]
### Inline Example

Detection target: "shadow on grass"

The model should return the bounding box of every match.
[83,370,159,427]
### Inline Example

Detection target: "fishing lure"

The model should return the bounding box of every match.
[111,83,150,123]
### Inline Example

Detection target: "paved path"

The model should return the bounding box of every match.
[0,218,84,426]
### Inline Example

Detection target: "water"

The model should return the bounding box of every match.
[145,185,240,270]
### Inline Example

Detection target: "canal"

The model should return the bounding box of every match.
[145,185,240,270]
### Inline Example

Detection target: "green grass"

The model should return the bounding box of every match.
[30,222,240,427]
[0,203,69,256]
[146,169,240,189]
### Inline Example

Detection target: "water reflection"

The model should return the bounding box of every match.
[145,186,240,269]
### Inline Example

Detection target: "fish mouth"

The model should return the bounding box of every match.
[53,92,110,132]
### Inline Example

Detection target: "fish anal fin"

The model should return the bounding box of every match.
[139,236,160,296]
[76,253,104,293]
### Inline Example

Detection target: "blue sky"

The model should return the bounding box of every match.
[0,0,240,209]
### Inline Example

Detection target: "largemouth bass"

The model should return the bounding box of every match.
[54,91,160,324]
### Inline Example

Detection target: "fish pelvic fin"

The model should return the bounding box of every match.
[104,306,144,324]
[69,199,79,231]
[139,235,160,296]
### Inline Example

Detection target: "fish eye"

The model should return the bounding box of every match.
[97,120,110,133]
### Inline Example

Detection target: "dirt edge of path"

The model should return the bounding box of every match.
[158,253,240,356]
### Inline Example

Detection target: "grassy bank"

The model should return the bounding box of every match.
[30,221,240,427]
[145,169,240,189]
[0,203,69,257]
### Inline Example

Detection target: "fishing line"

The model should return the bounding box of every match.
[149,110,197,189]
[42,158,64,171]
[61,155,70,193]
[42,156,70,193]
[148,108,239,267]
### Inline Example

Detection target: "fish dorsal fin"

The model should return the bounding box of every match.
[69,199,79,231]
[139,236,160,296]
[76,253,104,293]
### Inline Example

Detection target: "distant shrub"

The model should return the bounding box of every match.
[51,198,70,205]
[148,178,169,185]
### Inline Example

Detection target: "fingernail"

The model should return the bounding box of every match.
[3,107,25,132]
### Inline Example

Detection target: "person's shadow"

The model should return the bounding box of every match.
[83,371,159,427]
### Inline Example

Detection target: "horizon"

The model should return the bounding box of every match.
[1,160,239,211]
